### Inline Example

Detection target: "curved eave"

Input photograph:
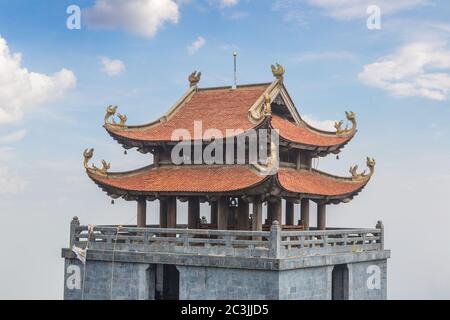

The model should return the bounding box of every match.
[104,117,270,152]
[271,115,355,155]
[276,168,371,204]
[86,165,271,199]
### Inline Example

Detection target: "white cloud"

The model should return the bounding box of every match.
[0,129,27,144]
[100,56,125,76]
[0,36,76,124]
[302,114,336,131]
[274,0,427,22]
[84,0,180,38]
[305,0,427,20]
[187,36,206,55]
[0,165,26,195]
[358,42,450,101]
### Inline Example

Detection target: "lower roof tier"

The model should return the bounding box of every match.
[87,164,371,204]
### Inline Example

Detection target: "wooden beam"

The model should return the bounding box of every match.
[137,198,147,228]
[188,197,200,229]
[317,203,326,230]
[301,198,310,230]
[285,200,294,225]
[217,197,229,230]
[237,200,250,230]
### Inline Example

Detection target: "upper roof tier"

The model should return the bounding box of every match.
[104,66,357,154]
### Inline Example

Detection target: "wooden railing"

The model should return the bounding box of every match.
[69,217,384,259]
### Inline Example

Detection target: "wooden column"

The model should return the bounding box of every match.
[166,197,177,228]
[188,197,200,229]
[252,197,263,240]
[210,201,218,225]
[237,200,250,230]
[137,198,147,228]
[267,202,274,224]
[317,202,326,230]
[301,198,310,230]
[217,197,229,230]
[285,201,294,225]
[270,199,282,224]
[159,198,168,228]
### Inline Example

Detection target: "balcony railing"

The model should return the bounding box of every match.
[69,218,384,259]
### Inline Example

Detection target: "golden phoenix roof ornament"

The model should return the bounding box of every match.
[188,71,201,87]
[271,63,285,82]
[104,105,127,127]
[83,148,111,176]
[335,111,357,136]
[350,157,375,181]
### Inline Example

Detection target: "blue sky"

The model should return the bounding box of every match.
[0,0,450,299]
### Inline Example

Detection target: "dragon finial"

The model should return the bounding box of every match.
[188,71,201,87]
[271,63,285,81]
[263,93,272,116]
[366,157,376,176]
[83,148,111,176]
[350,157,376,181]
[83,148,94,169]
[252,141,279,176]
[335,111,357,135]
[104,105,127,127]
[117,113,127,126]
[104,105,117,125]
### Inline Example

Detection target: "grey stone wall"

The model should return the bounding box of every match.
[348,259,388,300]
[63,252,389,300]
[278,266,333,300]
[177,266,279,300]
[64,259,151,300]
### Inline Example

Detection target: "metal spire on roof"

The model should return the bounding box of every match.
[233,51,237,90]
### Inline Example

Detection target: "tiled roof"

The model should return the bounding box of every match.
[277,168,367,197]
[88,165,368,198]
[88,165,267,193]
[271,115,353,147]
[106,84,269,142]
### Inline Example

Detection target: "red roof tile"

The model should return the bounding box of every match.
[107,85,269,142]
[271,115,352,147]
[88,165,368,198]
[277,168,367,197]
[89,165,267,193]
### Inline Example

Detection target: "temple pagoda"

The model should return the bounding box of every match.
[63,64,388,301]
[83,64,374,232]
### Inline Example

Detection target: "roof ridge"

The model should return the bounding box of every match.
[197,82,272,91]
